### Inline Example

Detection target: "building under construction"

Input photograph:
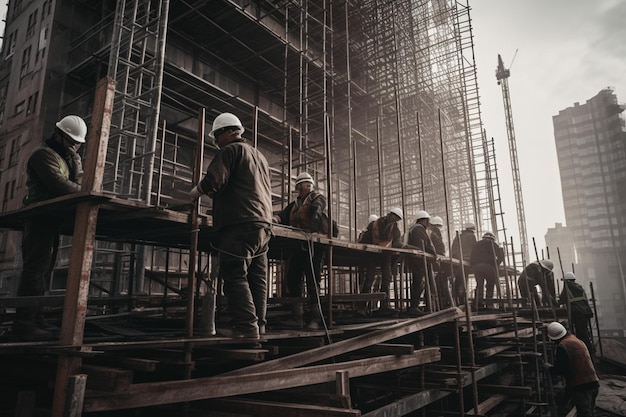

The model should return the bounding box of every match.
[0,1,615,417]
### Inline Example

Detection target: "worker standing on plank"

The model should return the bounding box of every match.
[190,112,272,339]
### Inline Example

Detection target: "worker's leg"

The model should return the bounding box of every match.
[247,224,271,332]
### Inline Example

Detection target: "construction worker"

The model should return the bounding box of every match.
[450,223,477,306]
[470,232,504,310]
[546,321,599,417]
[559,272,594,354]
[406,210,437,315]
[518,260,556,308]
[359,208,403,312]
[429,216,453,308]
[190,112,272,339]
[273,172,328,329]
[12,115,87,341]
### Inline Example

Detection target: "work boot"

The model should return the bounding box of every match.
[11,320,54,341]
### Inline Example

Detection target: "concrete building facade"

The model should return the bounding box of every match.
[553,88,626,336]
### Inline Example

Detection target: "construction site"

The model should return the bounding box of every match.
[0,1,625,417]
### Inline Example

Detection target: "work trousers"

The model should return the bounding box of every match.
[363,254,393,308]
[408,259,430,309]
[17,218,60,323]
[568,385,598,417]
[518,276,541,308]
[572,311,594,355]
[286,241,325,322]
[218,222,271,333]
[473,263,498,308]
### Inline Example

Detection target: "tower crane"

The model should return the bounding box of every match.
[496,53,529,263]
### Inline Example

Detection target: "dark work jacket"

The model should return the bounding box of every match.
[407,223,437,258]
[275,190,326,233]
[470,238,504,267]
[559,281,594,318]
[429,225,446,256]
[24,135,82,205]
[359,215,402,248]
[552,334,599,390]
[199,139,272,229]
[451,229,477,261]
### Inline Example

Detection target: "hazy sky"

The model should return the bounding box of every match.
[1,2,625,252]
[471,0,626,252]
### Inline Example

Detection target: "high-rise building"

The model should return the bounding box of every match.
[553,88,626,336]
[544,222,576,283]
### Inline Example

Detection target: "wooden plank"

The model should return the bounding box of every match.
[201,348,268,361]
[477,345,513,358]
[87,355,159,372]
[64,374,87,417]
[82,365,133,393]
[486,327,536,339]
[206,398,361,417]
[472,326,509,338]
[224,307,462,376]
[478,384,531,397]
[83,348,440,411]
[466,394,507,415]
[357,343,415,356]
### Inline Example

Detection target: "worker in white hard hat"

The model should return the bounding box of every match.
[469,232,504,310]
[405,210,437,315]
[518,259,556,308]
[545,321,599,417]
[359,208,403,312]
[558,272,594,354]
[190,112,273,339]
[428,215,453,308]
[449,222,477,306]
[13,115,88,341]
[273,172,330,330]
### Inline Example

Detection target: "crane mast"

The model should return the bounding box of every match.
[496,54,529,263]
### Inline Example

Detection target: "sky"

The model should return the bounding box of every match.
[1,1,625,251]
[470,0,626,251]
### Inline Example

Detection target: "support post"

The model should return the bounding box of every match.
[51,76,115,417]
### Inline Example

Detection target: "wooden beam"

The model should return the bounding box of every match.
[64,374,87,417]
[357,343,415,356]
[225,307,462,376]
[82,365,133,393]
[466,394,507,415]
[478,384,531,397]
[51,76,116,417]
[206,398,361,417]
[83,348,440,411]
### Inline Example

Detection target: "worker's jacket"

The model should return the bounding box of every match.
[199,139,272,229]
[450,229,477,261]
[429,225,446,256]
[553,334,598,389]
[407,223,437,257]
[275,191,326,233]
[359,215,401,248]
[24,135,82,205]
[469,238,503,267]
[559,281,594,318]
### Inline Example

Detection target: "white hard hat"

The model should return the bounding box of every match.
[464,223,476,230]
[564,272,576,280]
[368,214,379,223]
[209,112,244,139]
[56,115,87,143]
[482,231,496,240]
[295,172,314,187]
[430,216,443,226]
[389,207,403,220]
[547,322,567,340]
[416,210,430,221]
[539,260,554,271]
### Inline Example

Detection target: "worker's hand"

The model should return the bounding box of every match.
[189,185,202,201]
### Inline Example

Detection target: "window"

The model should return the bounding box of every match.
[37,26,48,63]
[26,10,38,39]
[14,101,25,116]
[26,92,38,115]
[0,144,5,170]
[4,30,17,58]
[12,0,23,20]
[20,46,32,77]
[42,0,52,17]
[8,136,21,167]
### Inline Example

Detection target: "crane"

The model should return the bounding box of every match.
[496,53,529,263]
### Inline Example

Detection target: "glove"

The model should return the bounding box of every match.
[190,185,202,201]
